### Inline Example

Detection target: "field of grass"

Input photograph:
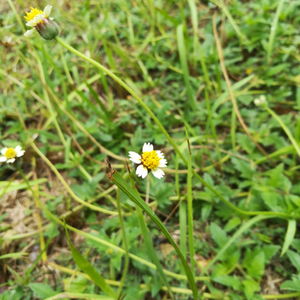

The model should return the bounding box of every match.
[1,0,300,299]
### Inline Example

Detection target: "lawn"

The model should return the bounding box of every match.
[1,0,300,299]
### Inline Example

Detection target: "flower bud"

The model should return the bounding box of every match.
[35,19,59,40]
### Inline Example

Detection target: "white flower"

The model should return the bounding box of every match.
[24,5,58,39]
[129,143,167,179]
[0,146,25,164]
[24,5,52,27]
[254,95,267,106]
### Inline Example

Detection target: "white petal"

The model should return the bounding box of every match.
[142,142,153,153]
[152,168,165,179]
[24,29,35,36]
[15,145,21,152]
[25,21,34,27]
[136,165,148,179]
[1,148,7,155]
[26,13,45,27]
[43,5,52,17]
[156,150,165,159]
[7,158,15,164]
[128,151,141,164]
[0,156,7,162]
[16,150,25,157]
[159,158,167,168]
[15,145,25,157]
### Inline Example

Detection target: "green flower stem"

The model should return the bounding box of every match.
[56,37,293,220]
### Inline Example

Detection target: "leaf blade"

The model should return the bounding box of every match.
[281,219,297,256]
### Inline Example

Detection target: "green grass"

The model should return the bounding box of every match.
[1,0,300,299]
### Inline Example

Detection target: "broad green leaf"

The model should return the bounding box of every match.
[224,217,241,232]
[212,275,241,290]
[280,277,300,292]
[281,219,297,256]
[260,191,283,211]
[231,157,255,179]
[262,245,280,262]
[28,283,58,299]
[68,242,116,298]
[242,279,260,299]
[287,250,300,272]
[205,215,272,272]
[244,251,265,279]
[64,276,88,293]
[210,223,228,248]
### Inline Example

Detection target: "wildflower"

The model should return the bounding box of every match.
[254,95,267,106]
[24,5,59,40]
[0,146,25,164]
[129,143,167,179]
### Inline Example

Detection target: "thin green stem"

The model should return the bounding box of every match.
[145,176,150,204]
[263,292,300,299]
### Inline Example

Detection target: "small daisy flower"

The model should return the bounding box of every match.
[0,146,25,164]
[24,5,59,40]
[129,143,167,179]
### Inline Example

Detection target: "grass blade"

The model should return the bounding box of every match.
[281,219,296,256]
[45,293,114,300]
[137,208,174,299]
[176,24,196,109]
[66,232,117,299]
[186,136,196,272]
[210,0,248,43]
[266,0,286,63]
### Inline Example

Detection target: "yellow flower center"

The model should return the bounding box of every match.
[141,151,160,170]
[24,7,44,22]
[5,148,17,159]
